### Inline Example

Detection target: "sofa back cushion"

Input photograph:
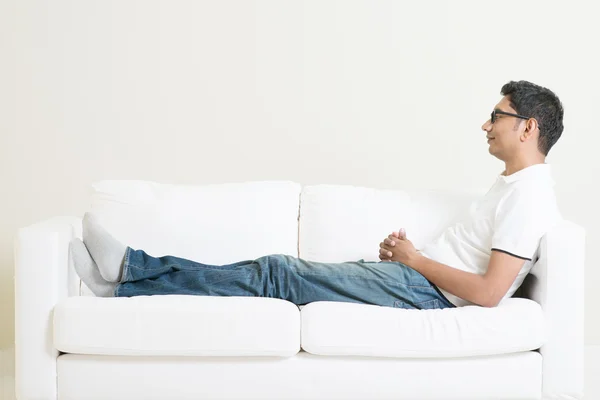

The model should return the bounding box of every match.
[298,184,479,262]
[87,180,301,265]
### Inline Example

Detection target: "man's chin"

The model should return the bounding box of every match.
[488,148,500,159]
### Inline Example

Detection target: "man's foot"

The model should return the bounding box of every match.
[82,212,126,282]
[70,239,116,297]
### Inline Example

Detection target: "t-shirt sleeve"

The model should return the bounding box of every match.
[491,188,560,261]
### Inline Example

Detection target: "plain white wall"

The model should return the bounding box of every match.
[1,0,598,350]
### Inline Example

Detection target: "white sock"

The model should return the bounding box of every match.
[70,238,116,297]
[82,213,126,282]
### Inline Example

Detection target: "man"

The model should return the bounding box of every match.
[70,80,564,309]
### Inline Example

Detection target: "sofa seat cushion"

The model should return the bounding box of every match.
[301,298,545,358]
[54,295,300,356]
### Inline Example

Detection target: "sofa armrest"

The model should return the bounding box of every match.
[524,219,585,400]
[14,216,81,400]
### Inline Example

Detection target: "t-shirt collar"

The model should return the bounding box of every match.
[498,163,553,184]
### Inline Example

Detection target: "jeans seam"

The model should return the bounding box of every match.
[394,298,441,309]
[286,260,433,289]
[288,269,432,290]
[123,273,245,293]
[122,248,132,283]
[126,261,246,272]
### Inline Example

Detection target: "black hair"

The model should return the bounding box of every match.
[501,81,564,156]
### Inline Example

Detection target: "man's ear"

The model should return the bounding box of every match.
[525,118,538,133]
[521,118,539,142]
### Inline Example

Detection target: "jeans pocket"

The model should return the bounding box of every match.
[394,298,442,310]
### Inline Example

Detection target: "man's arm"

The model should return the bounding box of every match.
[408,250,525,308]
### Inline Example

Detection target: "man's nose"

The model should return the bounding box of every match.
[482,119,492,132]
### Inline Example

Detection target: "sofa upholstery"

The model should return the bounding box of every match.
[14,180,585,399]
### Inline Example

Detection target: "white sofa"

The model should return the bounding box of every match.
[14,180,585,400]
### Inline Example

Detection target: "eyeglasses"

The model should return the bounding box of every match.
[490,110,530,124]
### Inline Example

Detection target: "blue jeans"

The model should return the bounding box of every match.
[114,249,456,310]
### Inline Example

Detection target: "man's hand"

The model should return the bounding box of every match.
[378,228,420,265]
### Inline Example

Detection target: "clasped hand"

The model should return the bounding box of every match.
[378,228,420,265]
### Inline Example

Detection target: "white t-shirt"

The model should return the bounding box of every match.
[420,163,562,307]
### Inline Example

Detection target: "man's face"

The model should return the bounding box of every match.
[481,96,525,160]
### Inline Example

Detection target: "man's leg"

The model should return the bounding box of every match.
[115,250,454,310]
[79,212,455,309]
